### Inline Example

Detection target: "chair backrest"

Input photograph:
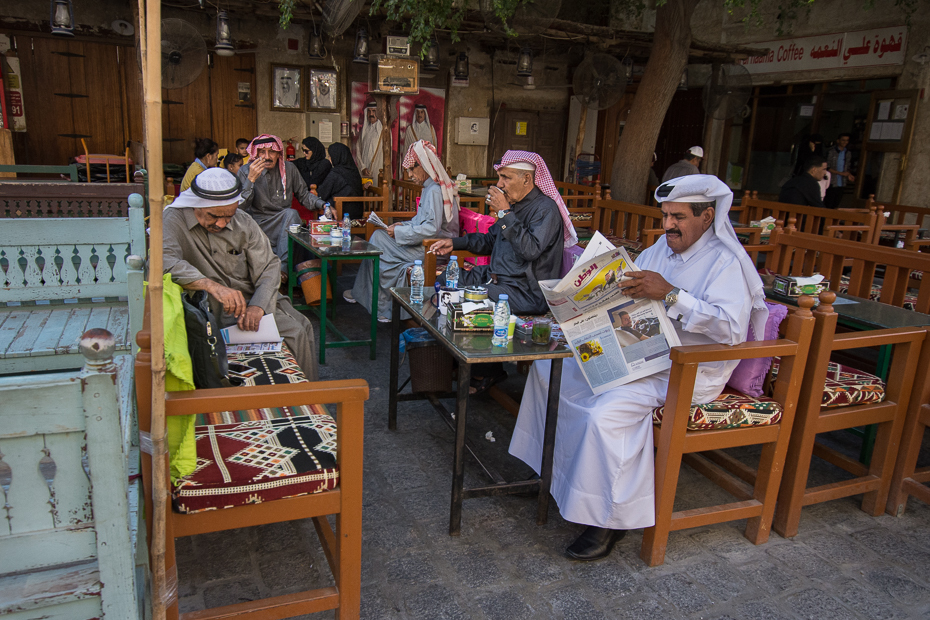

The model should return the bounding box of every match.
[0,200,145,303]
[388,178,423,211]
[594,192,663,242]
[742,195,878,243]
[0,332,140,617]
[0,164,79,182]
[867,195,930,230]
[0,181,144,218]
[769,230,930,313]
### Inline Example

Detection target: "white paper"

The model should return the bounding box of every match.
[877,100,892,120]
[319,119,333,143]
[792,274,825,286]
[894,104,909,120]
[221,314,283,345]
[462,300,492,314]
[366,211,389,229]
[869,122,884,141]
[576,231,618,265]
[226,342,284,354]
[883,122,904,141]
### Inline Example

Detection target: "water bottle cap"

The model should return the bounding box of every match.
[414,260,422,265]
[499,294,509,300]
[450,255,457,261]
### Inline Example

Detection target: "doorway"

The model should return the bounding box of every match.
[491,109,565,180]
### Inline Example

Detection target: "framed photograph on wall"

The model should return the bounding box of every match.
[271,64,303,112]
[309,68,338,111]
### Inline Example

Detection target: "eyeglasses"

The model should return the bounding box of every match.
[302,148,310,153]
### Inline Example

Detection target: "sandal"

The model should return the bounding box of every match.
[469,372,508,396]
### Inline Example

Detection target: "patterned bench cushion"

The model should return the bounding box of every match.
[838,275,918,311]
[652,389,783,431]
[772,359,885,407]
[173,414,339,514]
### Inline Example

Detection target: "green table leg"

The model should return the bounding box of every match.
[319,256,328,366]
[370,255,380,360]
[857,343,892,464]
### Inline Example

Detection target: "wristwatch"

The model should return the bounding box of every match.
[664,287,681,308]
[496,209,510,219]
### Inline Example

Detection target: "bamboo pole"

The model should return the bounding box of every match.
[137,0,168,617]
[573,105,589,183]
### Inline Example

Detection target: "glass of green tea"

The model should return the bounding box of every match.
[531,318,552,345]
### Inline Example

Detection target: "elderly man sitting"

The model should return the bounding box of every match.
[510,175,768,562]
[238,134,327,275]
[163,167,318,380]
[430,150,577,314]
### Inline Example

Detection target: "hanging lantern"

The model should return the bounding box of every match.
[677,68,688,91]
[353,28,369,64]
[454,51,469,79]
[423,37,440,72]
[50,0,74,37]
[516,47,533,77]
[622,57,633,81]
[308,26,324,59]
[214,10,235,57]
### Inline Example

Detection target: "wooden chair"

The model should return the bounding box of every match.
[642,297,816,566]
[769,230,930,314]
[135,302,368,620]
[741,193,878,243]
[865,195,927,246]
[593,191,663,244]
[772,293,925,537]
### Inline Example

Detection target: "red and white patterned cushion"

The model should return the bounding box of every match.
[652,389,783,431]
[173,414,339,514]
[771,359,885,407]
[838,275,918,311]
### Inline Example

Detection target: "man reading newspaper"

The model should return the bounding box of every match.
[510,174,768,562]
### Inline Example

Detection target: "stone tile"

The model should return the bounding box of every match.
[571,557,640,598]
[384,552,441,584]
[796,529,875,565]
[440,545,506,589]
[191,531,256,581]
[833,578,909,619]
[403,583,472,620]
[648,572,716,615]
[607,594,674,620]
[546,586,611,620]
[689,526,760,562]
[729,599,796,620]
[766,541,835,578]
[684,560,750,602]
[201,578,262,610]
[501,548,567,585]
[257,548,321,593]
[863,566,930,604]
[783,587,853,620]
[475,590,536,620]
[851,527,930,570]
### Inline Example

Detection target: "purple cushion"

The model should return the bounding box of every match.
[726,302,789,397]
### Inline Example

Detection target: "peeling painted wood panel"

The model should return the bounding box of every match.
[104,305,131,350]
[3,283,125,303]
[0,217,130,246]
[0,375,84,437]
[2,434,57,535]
[3,309,51,357]
[55,307,92,354]
[45,431,94,526]
[0,312,30,355]
[25,308,72,356]
[3,596,102,620]
[0,560,101,616]
[0,527,97,575]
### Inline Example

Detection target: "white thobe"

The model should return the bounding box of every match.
[509,226,752,529]
[355,119,384,178]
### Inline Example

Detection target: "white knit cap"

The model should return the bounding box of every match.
[688,146,704,158]
[501,161,536,171]
[167,168,242,209]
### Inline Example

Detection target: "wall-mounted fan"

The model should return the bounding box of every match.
[323,0,365,38]
[702,63,752,120]
[161,18,207,90]
[573,53,628,111]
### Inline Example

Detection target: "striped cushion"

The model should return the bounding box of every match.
[771,359,885,407]
[652,389,783,431]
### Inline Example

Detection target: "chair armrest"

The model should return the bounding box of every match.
[669,339,800,365]
[165,380,369,417]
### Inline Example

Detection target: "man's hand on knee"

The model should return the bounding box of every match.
[238,306,264,331]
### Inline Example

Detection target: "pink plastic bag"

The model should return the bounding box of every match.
[458,209,494,266]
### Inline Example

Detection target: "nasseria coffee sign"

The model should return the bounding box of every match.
[739,25,907,74]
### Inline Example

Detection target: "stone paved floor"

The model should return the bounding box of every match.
[177,270,930,619]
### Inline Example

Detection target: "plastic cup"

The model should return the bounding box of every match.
[531,318,552,345]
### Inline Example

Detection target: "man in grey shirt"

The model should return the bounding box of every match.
[238,134,327,274]
[661,146,703,183]
[164,167,318,380]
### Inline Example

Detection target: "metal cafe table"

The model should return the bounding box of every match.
[286,230,382,365]
[388,287,574,535]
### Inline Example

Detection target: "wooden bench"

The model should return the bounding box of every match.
[0,163,79,182]
[741,194,879,242]
[135,301,368,620]
[0,194,146,374]
[0,330,144,619]
[0,180,145,218]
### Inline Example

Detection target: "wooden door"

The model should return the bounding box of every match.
[490,109,565,180]
[854,89,919,204]
[210,53,256,153]
[162,62,213,164]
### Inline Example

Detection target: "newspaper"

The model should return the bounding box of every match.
[539,232,681,395]
[366,211,389,229]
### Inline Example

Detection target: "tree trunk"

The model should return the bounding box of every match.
[609,0,701,204]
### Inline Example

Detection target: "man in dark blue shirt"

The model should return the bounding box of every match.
[779,156,828,208]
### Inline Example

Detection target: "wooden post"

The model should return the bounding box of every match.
[138,0,169,618]
[377,95,393,208]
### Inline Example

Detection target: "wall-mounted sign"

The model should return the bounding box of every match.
[515,121,527,136]
[739,26,906,75]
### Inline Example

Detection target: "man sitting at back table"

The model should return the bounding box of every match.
[163,168,318,380]
[429,150,577,315]
[510,174,768,562]
[778,155,828,208]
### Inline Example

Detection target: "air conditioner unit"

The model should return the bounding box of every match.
[386,36,410,56]
[368,55,419,94]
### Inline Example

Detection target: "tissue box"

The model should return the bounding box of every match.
[456,179,472,193]
[449,302,495,331]
[773,275,830,298]
[310,221,336,235]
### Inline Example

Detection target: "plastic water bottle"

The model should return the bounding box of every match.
[491,294,511,346]
[445,255,460,289]
[410,260,425,304]
[342,212,352,238]
[322,203,333,220]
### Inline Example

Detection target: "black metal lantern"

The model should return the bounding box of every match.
[516,47,533,77]
[308,26,324,59]
[353,28,369,64]
[423,37,440,72]
[454,51,469,79]
[622,57,633,81]
[677,68,688,91]
[215,10,234,57]
[50,0,74,37]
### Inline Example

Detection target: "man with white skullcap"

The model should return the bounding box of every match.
[430,150,577,316]
[661,146,703,183]
[511,174,764,562]
[163,167,319,380]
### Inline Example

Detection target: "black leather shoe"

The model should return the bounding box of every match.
[565,526,626,561]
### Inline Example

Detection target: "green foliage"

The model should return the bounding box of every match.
[278,0,295,29]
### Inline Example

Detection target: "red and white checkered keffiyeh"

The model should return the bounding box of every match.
[494,150,577,248]
[246,134,288,192]
[402,140,459,222]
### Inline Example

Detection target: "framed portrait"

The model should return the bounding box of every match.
[271,64,303,112]
[309,68,338,111]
